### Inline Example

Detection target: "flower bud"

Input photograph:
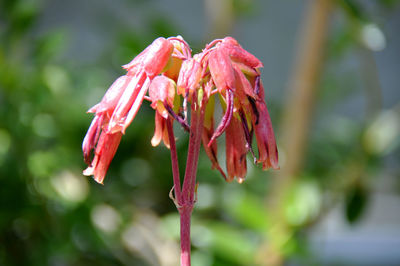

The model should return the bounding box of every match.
[149,76,176,118]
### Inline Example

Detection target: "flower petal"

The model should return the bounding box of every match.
[177,59,202,97]
[208,49,235,93]
[82,115,103,165]
[107,71,147,133]
[221,37,263,68]
[151,112,164,147]
[122,76,151,133]
[149,75,176,118]
[123,37,174,78]
[88,75,129,114]
[83,132,122,184]
[208,89,234,146]
[201,117,227,180]
[251,98,279,170]
[225,116,247,182]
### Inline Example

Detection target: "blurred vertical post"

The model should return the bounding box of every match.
[260,0,333,265]
[278,0,333,182]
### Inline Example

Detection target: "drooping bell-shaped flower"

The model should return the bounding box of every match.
[148,75,177,148]
[225,115,248,182]
[83,131,122,184]
[250,80,279,170]
[177,58,202,99]
[199,36,279,182]
[149,75,176,118]
[83,37,178,183]
[151,112,171,148]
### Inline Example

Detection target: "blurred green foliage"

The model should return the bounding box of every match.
[1,0,400,265]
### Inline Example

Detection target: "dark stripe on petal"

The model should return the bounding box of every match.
[248,97,259,125]
[239,109,256,163]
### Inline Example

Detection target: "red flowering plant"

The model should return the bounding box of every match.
[82,36,278,265]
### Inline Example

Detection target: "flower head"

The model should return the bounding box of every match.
[83,37,181,183]
[199,37,279,181]
[83,36,278,184]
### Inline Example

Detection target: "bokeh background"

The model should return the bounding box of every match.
[1,0,400,265]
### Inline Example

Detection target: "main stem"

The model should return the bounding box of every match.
[179,101,205,266]
[179,206,192,266]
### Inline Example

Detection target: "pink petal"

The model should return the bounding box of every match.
[221,37,263,68]
[201,118,227,180]
[226,116,247,182]
[82,115,103,164]
[83,132,122,184]
[177,59,202,97]
[252,99,279,170]
[208,49,235,92]
[208,89,234,146]
[107,71,146,133]
[122,76,151,133]
[88,75,129,114]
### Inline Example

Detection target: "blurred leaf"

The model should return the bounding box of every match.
[207,221,257,265]
[339,0,367,21]
[345,183,368,224]
[35,31,68,62]
[284,180,321,227]
[363,109,400,156]
[379,0,400,9]
[224,191,270,231]
[6,0,41,35]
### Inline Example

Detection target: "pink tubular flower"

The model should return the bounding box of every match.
[250,81,279,170]
[151,112,170,148]
[149,75,176,118]
[198,37,279,182]
[148,75,177,148]
[177,58,202,99]
[83,37,179,183]
[225,116,247,182]
[83,132,122,184]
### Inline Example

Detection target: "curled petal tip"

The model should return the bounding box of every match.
[87,105,98,114]
[207,89,234,146]
[94,177,105,185]
[220,38,263,69]
[83,167,104,184]
[82,167,93,177]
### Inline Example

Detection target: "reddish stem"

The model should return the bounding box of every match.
[179,98,205,266]
[166,117,182,204]
[179,206,192,266]
[181,108,203,202]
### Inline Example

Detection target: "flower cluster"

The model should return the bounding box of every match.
[83,36,278,184]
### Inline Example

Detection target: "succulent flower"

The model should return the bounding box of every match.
[82,35,279,266]
[198,37,279,181]
[83,36,278,184]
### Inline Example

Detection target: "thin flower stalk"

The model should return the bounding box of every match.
[166,117,182,203]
